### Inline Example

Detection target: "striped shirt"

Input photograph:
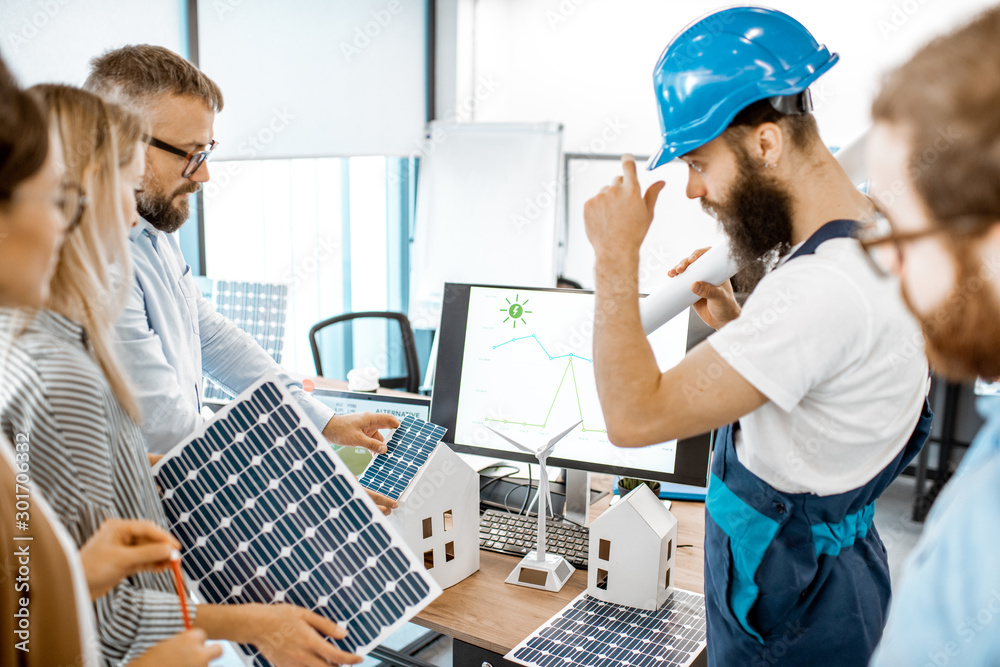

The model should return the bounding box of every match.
[0,308,192,665]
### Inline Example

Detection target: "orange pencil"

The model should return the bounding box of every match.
[169,550,192,631]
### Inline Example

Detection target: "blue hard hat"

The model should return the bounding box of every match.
[648,6,839,170]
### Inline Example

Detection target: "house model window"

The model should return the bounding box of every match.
[599,539,610,561]
[444,510,453,531]
[424,550,434,570]
[422,517,433,539]
[596,569,609,590]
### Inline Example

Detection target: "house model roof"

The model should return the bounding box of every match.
[594,484,676,538]
[359,416,448,500]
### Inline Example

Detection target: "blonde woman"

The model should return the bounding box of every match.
[0,84,220,666]
[0,83,361,667]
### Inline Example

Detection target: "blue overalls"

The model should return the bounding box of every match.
[704,220,934,666]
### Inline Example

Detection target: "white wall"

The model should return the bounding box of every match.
[199,0,428,160]
[466,0,998,153]
[0,0,182,86]
[440,0,999,289]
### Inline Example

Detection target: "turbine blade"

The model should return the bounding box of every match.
[486,426,535,455]
[545,420,583,451]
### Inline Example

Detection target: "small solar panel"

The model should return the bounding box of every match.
[154,376,441,665]
[507,589,707,667]
[204,281,288,402]
[359,415,446,500]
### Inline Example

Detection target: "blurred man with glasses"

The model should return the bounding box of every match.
[83,46,400,471]
[864,7,1000,665]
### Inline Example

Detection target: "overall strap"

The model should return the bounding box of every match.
[787,219,861,262]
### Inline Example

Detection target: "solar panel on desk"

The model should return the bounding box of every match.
[359,415,446,500]
[153,376,441,665]
[506,589,707,667]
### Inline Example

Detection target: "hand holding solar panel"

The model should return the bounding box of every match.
[357,415,448,502]
[153,376,441,666]
[321,410,401,455]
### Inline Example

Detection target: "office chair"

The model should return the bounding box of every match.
[309,311,421,394]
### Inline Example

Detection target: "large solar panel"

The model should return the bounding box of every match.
[507,589,707,667]
[204,280,288,402]
[154,376,441,664]
[358,415,446,500]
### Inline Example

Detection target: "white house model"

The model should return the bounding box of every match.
[385,443,480,589]
[587,484,678,611]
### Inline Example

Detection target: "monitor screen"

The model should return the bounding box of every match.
[431,283,713,487]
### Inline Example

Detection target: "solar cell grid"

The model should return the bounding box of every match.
[359,415,446,500]
[507,589,707,667]
[204,281,288,402]
[154,377,441,665]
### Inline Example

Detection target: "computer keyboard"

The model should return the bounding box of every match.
[479,509,590,569]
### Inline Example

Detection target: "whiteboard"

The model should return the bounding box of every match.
[409,122,562,329]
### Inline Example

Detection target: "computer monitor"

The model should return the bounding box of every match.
[430,283,714,489]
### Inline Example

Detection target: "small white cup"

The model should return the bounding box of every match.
[347,366,380,393]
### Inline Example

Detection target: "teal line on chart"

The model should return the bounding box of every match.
[485,334,605,433]
[492,334,592,364]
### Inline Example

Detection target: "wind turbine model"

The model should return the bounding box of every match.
[487,420,582,592]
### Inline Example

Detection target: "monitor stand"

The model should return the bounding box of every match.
[562,468,590,526]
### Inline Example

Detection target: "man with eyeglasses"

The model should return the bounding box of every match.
[863,7,1000,666]
[583,8,932,665]
[83,46,399,464]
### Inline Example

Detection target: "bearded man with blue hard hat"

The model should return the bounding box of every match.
[584,7,933,666]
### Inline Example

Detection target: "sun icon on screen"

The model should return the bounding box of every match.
[500,295,531,328]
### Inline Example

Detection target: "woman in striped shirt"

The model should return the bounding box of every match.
[1,84,362,666]
[0,62,217,666]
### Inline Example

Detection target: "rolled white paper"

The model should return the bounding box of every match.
[639,242,739,334]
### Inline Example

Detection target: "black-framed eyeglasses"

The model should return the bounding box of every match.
[146,136,218,179]
[60,182,87,232]
[859,214,993,278]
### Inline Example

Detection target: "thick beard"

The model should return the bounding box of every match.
[137,173,200,234]
[702,148,795,294]
[903,241,1000,381]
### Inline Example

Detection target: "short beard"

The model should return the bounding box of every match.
[702,146,795,293]
[137,171,200,234]
[903,240,1000,381]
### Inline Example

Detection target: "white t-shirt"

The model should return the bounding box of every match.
[707,236,929,496]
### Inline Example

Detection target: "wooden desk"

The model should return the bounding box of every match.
[413,476,706,658]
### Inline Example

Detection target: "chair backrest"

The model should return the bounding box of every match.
[309,311,420,394]
[204,280,289,402]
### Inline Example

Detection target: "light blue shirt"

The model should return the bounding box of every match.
[117,219,334,453]
[870,394,1000,666]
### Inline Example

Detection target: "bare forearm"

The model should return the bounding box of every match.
[194,603,257,644]
[593,253,670,446]
[584,157,768,446]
